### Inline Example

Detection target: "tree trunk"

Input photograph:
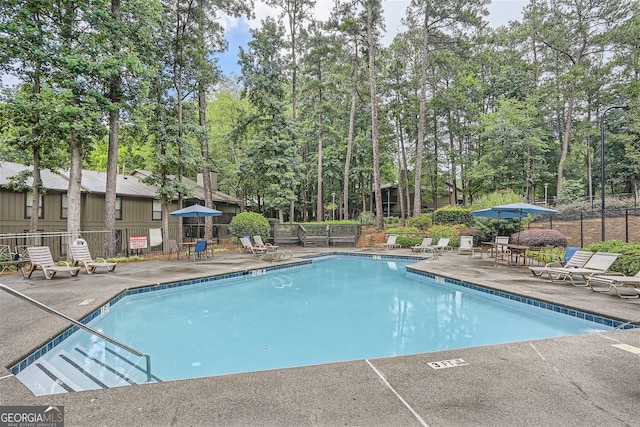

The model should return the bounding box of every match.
[367,2,384,231]
[198,86,213,241]
[414,20,429,217]
[557,91,575,197]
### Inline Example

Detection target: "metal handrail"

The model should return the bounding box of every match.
[0,284,152,383]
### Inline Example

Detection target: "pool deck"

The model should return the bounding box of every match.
[1,247,640,426]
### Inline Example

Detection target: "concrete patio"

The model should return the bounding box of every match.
[1,247,639,426]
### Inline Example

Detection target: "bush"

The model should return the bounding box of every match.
[456,227,484,247]
[229,212,270,241]
[407,213,432,231]
[384,216,402,227]
[396,236,422,248]
[427,225,460,247]
[510,229,567,248]
[584,240,640,276]
[433,207,474,226]
[358,211,375,225]
[387,226,419,235]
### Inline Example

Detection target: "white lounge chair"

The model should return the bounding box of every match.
[547,252,620,286]
[458,236,474,255]
[587,271,640,298]
[376,234,400,250]
[430,238,451,253]
[71,244,117,274]
[253,235,279,251]
[529,250,593,277]
[411,238,432,252]
[24,246,81,280]
[240,237,267,255]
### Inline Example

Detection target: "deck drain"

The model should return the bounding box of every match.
[612,344,640,354]
[427,358,469,369]
[78,299,95,306]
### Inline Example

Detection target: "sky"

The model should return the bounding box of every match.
[215,0,529,76]
[1,0,529,87]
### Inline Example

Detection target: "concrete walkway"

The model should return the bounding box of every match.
[1,247,640,426]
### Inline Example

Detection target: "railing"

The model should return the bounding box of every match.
[0,284,152,383]
[274,224,361,247]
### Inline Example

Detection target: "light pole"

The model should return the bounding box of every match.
[600,105,630,241]
[544,183,549,206]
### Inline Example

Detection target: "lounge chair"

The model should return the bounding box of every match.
[376,234,401,250]
[24,246,81,280]
[411,238,432,252]
[547,252,620,286]
[587,271,640,298]
[71,244,117,274]
[430,238,451,253]
[188,240,208,260]
[253,235,279,251]
[458,236,474,255]
[529,248,592,277]
[240,237,267,255]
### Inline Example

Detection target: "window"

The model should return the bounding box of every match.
[61,194,68,219]
[25,192,43,219]
[115,197,122,220]
[152,200,162,220]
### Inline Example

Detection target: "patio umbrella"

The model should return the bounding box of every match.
[472,208,522,237]
[489,203,558,243]
[170,204,222,239]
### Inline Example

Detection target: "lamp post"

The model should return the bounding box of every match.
[600,105,630,241]
[544,183,549,206]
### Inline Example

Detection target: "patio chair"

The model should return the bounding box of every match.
[529,248,591,277]
[188,240,208,260]
[458,236,474,255]
[376,234,401,250]
[587,270,640,299]
[411,238,432,252]
[167,239,184,260]
[71,244,117,274]
[24,246,81,280]
[240,237,267,255]
[430,238,451,254]
[253,235,279,251]
[547,252,620,286]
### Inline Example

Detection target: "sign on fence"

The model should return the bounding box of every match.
[129,235,148,250]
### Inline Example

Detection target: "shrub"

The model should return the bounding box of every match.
[387,226,419,235]
[433,207,474,226]
[427,225,460,247]
[407,213,432,231]
[510,229,567,248]
[229,212,270,241]
[396,236,422,248]
[384,216,402,227]
[358,211,375,225]
[456,227,484,247]
[584,240,640,276]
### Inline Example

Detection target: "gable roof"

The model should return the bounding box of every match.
[0,161,162,199]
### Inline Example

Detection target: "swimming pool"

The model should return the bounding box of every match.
[13,254,622,395]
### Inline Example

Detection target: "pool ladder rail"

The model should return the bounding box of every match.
[1,284,158,395]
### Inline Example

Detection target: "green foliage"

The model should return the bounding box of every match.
[512,229,567,247]
[433,207,474,226]
[556,179,585,204]
[228,212,271,240]
[583,240,640,276]
[358,211,375,225]
[427,225,460,247]
[396,236,422,247]
[387,226,419,235]
[384,216,402,227]
[407,214,432,231]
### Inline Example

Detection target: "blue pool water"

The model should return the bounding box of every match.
[15,255,617,394]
